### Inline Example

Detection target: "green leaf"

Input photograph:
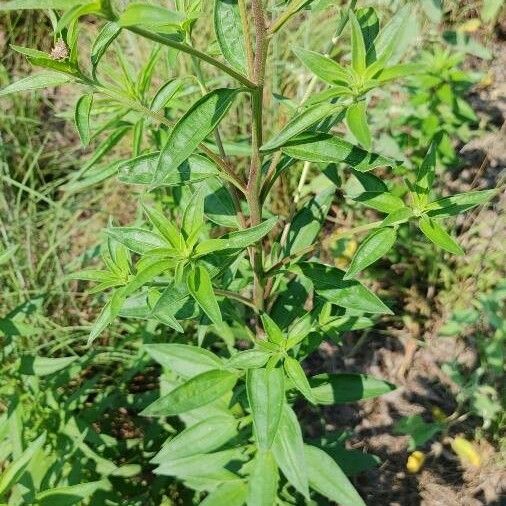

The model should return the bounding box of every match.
[74,93,93,146]
[227,349,271,369]
[150,78,184,111]
[141,369,238,416]
[154,448,245,480]
[414,139,439,207]
[144,343,223,378]
[199,176,240,228]
[119,3,186,33]
[374,63,419,83]
[0,72,72,97]
[380,207,413,227]
[260,313,284,345]
[344,227,397,279]
[35,480,110,506]
[151,416,238,464]
[349,11,367,75]
[182,189,205,241]
[293,47,350,85]
[155,88,239,183]
[356,7,379,58]
[91,21,121,73]
[247,450,279,506]
[425,189,496,218]
[284,357,315,403]
[105,227,167,254]
[298,262,393,314]
[88,288,126,344]
[394,415,442,451]
[142,205,183,249]
[304,445,366,506]
[0,0,84,9]
[19,356,78,376]
[282,133,397,171]
[309,373,396,404]
[346,101,371,149]
[418,216,464,255]
[272,405,309,500]
[0,433,46,497]
[11,45,80,76]
[186,264,223,325]
[201,481,248,506]
[261,102,340,152]
[246,368,285,449]
[285,187,334,256]
[214,0,247,73]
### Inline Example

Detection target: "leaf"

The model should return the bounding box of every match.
[293,47,350,85]
[261,102,340,152]
[304,445,366,506]
[74,93,93,146]
[309,373,396,404]
[349,11,367,75]
[91,21,121,73]
[344,227,397,279]
[11,45,80,76]
[150,78,184,111]
[155,88,239,183]
[151,416,238,464]
[356,7,380,57]
[88,288,126,344]
[186,264,223,325]
[247,450,279,506]
[35,480,110,506]
[199,176,239,228]
[0,72,72,97]
[141,369,238,416]
[19,355,78,376]
[285,187,334,256]
[154,448,245,480]
[246,368,284,449]
[381,207,413,227]
[260,313,284,345]
[413,136,440,207]
[425,189,496,218]
[346,101,371,149]
[105,227,167,254]
[0,433,46,497]
[298,262,393,314]
[227,349,271,369]
[144,343,223,378]
[214,0,247,73]
[284,357,315,403]
[271,405,309,500]
[282,133,397,171]
[0,0,84,9]
[394,415,442,451]
[201,481,248,506]
[418,216,464,255]
[118,3,186,33]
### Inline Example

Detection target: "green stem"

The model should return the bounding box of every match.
[126,26,256,89]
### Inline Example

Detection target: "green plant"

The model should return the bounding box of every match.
[0,1,497,504]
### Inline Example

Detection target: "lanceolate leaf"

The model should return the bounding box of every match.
[201,481,248,506]
[344,227,397,279]
[74,93,93,146]
[282,133,397,171]
[346,101,371,149]
[261,102,341,152]
[214,0,247,73]
[0,72,72,97]
[298,262,393,314]
[349,11,367,75]
[418,216,464,255]
[155,88,239,183]
[151,416,238,464]
[186,264,223,325]
[141,369,238,416]
[284,357,315,403]
[309,373,396,404]
[304,445,366,506]
[104,227,168,254]
[118,3,186,33]
[19,355,78,376]
[272,405,309,500]
[293,47,350,85]
[35,481,110,506]
[246,368,285,449]
[144,343,223,378]
[425,189,496,218]
[247,450,279,506]
[91,21,121,73]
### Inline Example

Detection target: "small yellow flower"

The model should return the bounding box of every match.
[459,18,481,33]
[451,436,481,467]
[431,406,447,423]
[406,451,426,473]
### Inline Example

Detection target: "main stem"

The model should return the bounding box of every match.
[247,0,269,314]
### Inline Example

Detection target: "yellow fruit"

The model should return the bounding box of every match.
[451,437,481,467]
[406,451,426,473]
